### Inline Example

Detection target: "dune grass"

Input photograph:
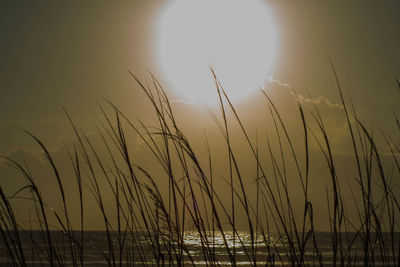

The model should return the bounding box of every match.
[0,67,399,266]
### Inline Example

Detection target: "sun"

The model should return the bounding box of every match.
[156,0,277,105]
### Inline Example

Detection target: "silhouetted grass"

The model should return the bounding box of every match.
[0,68,399,266]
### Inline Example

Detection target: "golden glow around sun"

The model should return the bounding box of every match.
[156,0,277,105]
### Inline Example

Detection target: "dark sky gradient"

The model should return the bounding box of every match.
[0,1,161,151]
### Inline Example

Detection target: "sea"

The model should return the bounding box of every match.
[0,231,398,266]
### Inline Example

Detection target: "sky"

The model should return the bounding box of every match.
[1,0,400,230]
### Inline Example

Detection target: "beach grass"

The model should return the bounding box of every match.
[0,67,399,266]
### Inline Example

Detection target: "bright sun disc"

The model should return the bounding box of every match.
[156,0,277,105]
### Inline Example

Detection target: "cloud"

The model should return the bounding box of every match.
[265,76,344,110]
[1,146,46,165]
[170,99,195,105]
[0,116,63,127]
[265,76,293,89]
[292,92,344,110]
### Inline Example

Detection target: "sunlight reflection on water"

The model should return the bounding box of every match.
[183,231,286,248]
[1,231,397,266]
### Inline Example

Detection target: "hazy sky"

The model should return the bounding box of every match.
[1,1,400,229]
[1,1,400,151]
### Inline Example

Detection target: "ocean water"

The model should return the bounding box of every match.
[0,231,398,266]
